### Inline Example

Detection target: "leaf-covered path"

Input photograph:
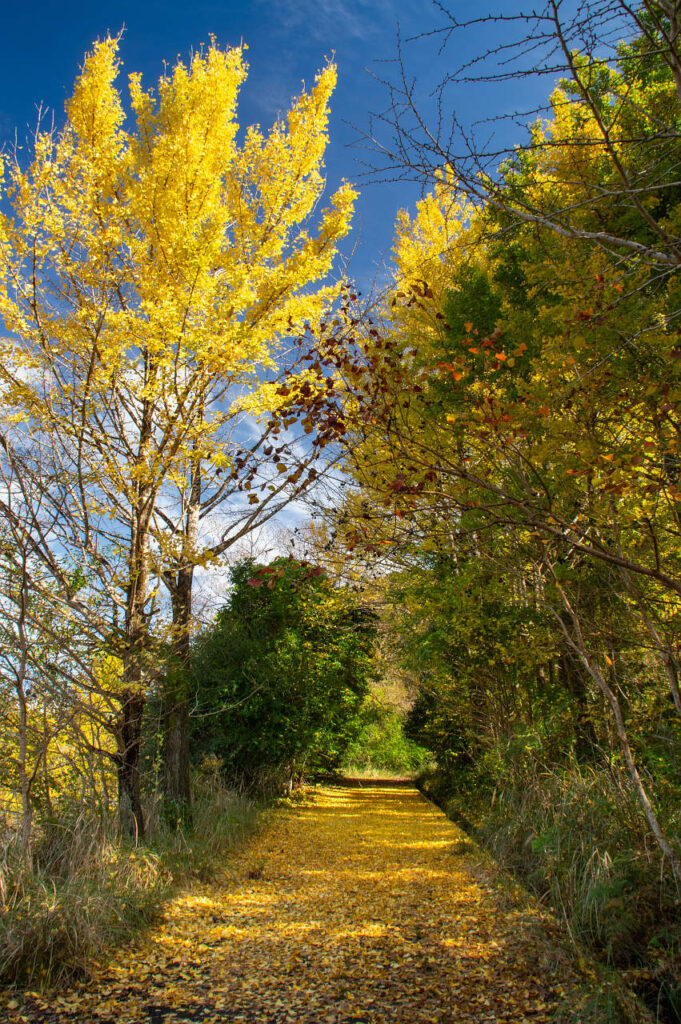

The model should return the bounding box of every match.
[12,786,584,1023]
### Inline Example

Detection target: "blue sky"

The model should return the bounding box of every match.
[0,0,547,292]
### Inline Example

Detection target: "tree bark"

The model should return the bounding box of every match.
[162,459,201,815]
[559,649,599,761]
[163,563,193,813]
[117,457,154,840]
[115,688,146,841]
[16,553,34,868]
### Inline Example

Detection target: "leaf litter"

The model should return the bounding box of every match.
[3,786,625,1023]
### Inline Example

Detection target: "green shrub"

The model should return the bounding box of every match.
[191,558,377,790]
[344,699,431,775]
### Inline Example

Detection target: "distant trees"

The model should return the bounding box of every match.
[191,558,377,791]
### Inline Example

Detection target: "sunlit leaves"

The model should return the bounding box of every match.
[0,36,356,498]
[5,787,583,1023]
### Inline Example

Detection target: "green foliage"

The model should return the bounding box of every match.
[443,266,502,341]
[343,695,431,775]
[191,558,377,790]
[398,551,573,773]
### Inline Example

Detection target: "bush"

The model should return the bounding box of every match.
[191,558,377,790]
[344,699,431,775]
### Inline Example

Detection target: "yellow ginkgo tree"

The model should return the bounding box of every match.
[0,36,355,835]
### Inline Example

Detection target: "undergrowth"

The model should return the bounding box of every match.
[0,771,258,989]
[420,762,681,1024]
[343,700,432,776]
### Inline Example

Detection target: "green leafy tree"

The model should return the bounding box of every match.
[191,557,376,790]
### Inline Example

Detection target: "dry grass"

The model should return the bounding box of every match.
[0,775,258,989]
[422,763,681,1022]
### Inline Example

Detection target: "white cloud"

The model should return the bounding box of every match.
[254,0,402,44]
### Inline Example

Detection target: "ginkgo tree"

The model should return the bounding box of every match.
[0,36,355,835]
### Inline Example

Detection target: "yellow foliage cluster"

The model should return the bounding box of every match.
[0,36,355,490]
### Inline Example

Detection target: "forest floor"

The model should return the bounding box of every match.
[2,785,647,1024]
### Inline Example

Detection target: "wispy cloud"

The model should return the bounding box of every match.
[244,0,418,123]
[254,0,402,44]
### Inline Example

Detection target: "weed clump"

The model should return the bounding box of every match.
[0,768,257,989]
[421,762,681,1023]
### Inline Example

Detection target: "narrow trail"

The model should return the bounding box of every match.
[12,786,585,1024]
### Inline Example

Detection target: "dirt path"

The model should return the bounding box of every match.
[10,786,586,1023]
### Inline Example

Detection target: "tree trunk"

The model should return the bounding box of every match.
[16,557,33,868]
[162,459,201,816]
[118,475,153,840]
[559,649,599,760]
[17,678,33,869]
[163,563,193,814]
[115,688,146,841]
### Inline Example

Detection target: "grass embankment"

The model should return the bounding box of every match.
[420,765,681,1024]
[0,778,258,989]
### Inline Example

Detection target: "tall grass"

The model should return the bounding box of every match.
[0,768,258,989]
[0,815,168,987]
[422,762,681,1022]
